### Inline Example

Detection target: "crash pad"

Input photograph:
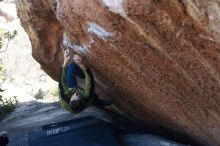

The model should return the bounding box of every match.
[29,116,120,146]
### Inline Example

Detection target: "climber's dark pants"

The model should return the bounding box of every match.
[66,63,85,88]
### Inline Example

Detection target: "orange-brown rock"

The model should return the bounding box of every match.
[15,0,220,146]
[15,0,64,80]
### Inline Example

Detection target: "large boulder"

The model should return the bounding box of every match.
[15,0,220,146]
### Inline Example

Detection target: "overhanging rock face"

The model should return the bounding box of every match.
[15,0,220,146]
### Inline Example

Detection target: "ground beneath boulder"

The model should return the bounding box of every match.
[0,100,196,146]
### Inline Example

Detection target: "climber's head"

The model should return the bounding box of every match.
[69,92,84,112]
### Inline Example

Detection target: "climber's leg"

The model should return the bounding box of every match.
[66,63,85,88]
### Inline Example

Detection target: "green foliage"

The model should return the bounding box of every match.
[0,29,18,120]
[0,29,17,51]
[0,95,17,120]
[34,89,45,100]
[0,63,17,119]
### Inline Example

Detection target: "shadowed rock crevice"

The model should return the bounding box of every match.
[15,0,220,146]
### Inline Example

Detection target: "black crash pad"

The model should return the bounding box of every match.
[28,116,120,146]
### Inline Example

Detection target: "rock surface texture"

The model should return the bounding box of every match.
[15,0,220,146]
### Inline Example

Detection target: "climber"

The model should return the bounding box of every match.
[0,131,9,146]
[64,49,85,89]
[59,49,112,113]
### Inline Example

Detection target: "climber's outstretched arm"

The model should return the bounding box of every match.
[63,49,70,68]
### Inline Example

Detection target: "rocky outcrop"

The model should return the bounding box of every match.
[15,0,220,146]
[15,0,64,80]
